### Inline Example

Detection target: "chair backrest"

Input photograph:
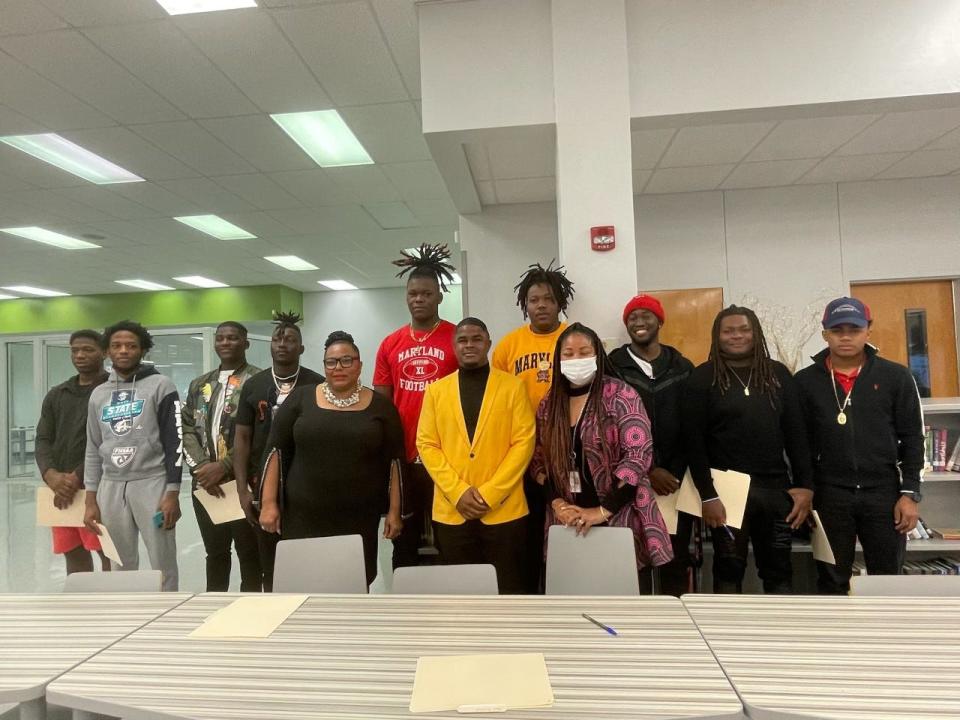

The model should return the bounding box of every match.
[545,525,639,595]
[273,535,368,593]
[392,564,499,595]
[850,574,960,597]
[63,570,162,593]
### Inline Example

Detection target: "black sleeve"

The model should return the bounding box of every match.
[894,367,925,494]
[157,388,183,490]
[381,397,406,515]
[266,387,301,457]
[778,367,814,491]
[601,481,636,514]
[35,390,56,478]
[543,477,560,503]
[236,380,255,427]
[681,369,718,500]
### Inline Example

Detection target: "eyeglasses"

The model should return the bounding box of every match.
[323,356,356,369]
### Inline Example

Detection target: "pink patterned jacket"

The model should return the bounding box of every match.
[531,376,674,569]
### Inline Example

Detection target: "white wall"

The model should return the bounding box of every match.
[458,202,560,344]
[302,286,463,384]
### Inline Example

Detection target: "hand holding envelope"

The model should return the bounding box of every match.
[676,469,751,529]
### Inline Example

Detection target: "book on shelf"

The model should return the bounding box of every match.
[855,557,960,576]
[930,528,960,541]
[923,425,960,472]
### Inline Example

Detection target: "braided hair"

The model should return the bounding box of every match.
[540,323,617,498]
[392,243,457,292]
[709,305,780,399]
[271,310,303,340]
[514,261,575,318]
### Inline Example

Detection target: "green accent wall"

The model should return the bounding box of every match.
[0,285,303,335]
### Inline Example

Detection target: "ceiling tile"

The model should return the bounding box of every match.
[835,108,960,155]
[107,182,203,215]
[363,201,420,229]
[632,169,652,194]
[53,186,160,220]
[875,147,960,179]
[84,21,259,118]
[267,205,382,236]
[0,104,43,135]
[643,165,734,194]
[924,124,960,150]
[0,143,90,189]
[475,179,496,205]
[493,177,556,204]
[405,196,459,227]
[156,177,255,214]
[486,128,555,179]
[64,125,199,181]
[338,102,430,164]
[219,211,302,239]
[795,153,908,184]
[720,158,819,189]
[0,30,185,124]
[269,168,356,206]
[325,165,401,203]
[381,161,450,201]
[659,122,774,168]
[214,173,302,210]
[2,188,115,224]
[631,128,675,170]
[175,9,332,114]
[131,121,256,176]
[201,115,315,173]
[370,0,421,98]
[747,114,880,162]
[36,0,166,25]
[272,2,408,105]
[0,1,68,35]
[0,170,35,193]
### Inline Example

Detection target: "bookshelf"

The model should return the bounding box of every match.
[917,397,960,551]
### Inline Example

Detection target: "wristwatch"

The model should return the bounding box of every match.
[900,490,922,503]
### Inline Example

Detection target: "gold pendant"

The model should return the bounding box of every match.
[744,387,750,396]
[837,411,847,425]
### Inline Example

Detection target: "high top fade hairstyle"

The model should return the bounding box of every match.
[271,310,303,340]
[392,243,457,292]
[709,304,780,402]
[514,260,575,319]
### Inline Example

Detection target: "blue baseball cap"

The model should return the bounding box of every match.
[822,297,871,329]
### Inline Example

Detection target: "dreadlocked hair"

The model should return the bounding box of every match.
[272,309,303,339]
[540,323,618,500]
[392,243,456,292]
[514,260,575,318]
[709,305,780,402]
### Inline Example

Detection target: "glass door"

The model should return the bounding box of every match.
[6,341,38,477]
[43,339,73,391]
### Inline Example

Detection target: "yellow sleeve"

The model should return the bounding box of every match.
[416,383,472,505]
[491,334,511,373]
[477,382,536,508]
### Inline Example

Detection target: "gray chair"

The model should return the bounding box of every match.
[850,573,960,597]
[545,525,639,595]
[273,535,368,593]
[63,570,162,593]
[392,564,499,595]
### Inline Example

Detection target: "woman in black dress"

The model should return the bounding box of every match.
[259,331,404,585]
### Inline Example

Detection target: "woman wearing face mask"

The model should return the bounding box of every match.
[531,323,673,578]
[259,331,404,587]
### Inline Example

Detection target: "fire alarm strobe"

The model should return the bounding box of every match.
[590,225,615,251]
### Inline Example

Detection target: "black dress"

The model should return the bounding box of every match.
[267,386,405,585]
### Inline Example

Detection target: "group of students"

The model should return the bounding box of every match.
[36,243,924,596]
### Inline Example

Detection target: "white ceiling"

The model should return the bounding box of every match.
[0,0,457,296]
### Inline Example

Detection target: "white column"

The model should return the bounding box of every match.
[551,0,637,341]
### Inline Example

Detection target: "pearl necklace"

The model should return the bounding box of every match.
[321,381,362,408]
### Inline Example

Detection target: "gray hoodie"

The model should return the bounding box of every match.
[84,365,183,492]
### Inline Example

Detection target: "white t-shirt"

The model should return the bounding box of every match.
[211,369,233,460]
[627,347,654,379]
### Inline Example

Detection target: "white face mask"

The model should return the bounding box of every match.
[560,356,597,388]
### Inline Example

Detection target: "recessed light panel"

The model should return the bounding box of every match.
[0,134,144,184]
[173,276,228,288]
[1,226,100,250]
[318,279,358,291]
[174,215,256,240]
[271,110,373,168]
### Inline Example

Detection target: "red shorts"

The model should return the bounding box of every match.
[52,526,102,554]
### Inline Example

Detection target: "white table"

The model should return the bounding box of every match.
[683,595,960,720]
[48,593,746,719]
[0,593,192,720]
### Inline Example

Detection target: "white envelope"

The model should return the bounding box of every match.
[811,510,836,565]
[36,486,85,527]
[94,523,124,567]
[654,489,679,534]
[189,595,308,639]
[676,469,751,530]
[192,480,245,525]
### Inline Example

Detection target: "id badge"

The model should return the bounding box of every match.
[568,470,582,494]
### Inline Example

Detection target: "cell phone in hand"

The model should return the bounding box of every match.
[153,510,164,528]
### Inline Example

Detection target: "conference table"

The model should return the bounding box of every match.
[0,593,192,720]
[682,595,960,720]
[46,593,746,719]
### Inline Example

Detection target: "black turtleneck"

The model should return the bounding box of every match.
[458,364,490,443]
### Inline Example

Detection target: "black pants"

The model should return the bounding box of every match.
[521,474,546,593]
[192,494,261,592]
[255,525,280,592]
[434,516,527,594]
[814,483,905,594]
[392,462,434,569]
[711,486,793,594]
[656,511,696,596]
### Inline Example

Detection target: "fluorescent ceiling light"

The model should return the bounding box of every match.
[174,275,228,288]
[0,133,143,184]
[1,226,100,250]
[0,294,18,300]
[116,279,174,291]
[156,0,256,14]
[174,215,256,240]
[318,279,358,291]
[2,285,69,297]
[271,110,373,168]
[265,255,318,271]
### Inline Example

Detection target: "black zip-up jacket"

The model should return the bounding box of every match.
[609,343,693,480]
[35,372,108,480]
[794,346,924,495]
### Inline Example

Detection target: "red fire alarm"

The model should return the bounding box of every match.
[590,225,615,252]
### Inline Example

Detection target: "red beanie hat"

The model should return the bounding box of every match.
[622,293,665,325]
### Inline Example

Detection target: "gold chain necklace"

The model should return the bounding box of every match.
[409,319,441,343]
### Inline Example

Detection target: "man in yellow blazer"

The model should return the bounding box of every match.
[417,317,536,594]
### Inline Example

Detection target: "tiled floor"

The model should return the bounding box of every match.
[0,477,396,594]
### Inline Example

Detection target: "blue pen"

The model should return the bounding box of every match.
[582,613,618,636]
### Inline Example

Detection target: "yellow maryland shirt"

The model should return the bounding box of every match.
[491,323,567,412]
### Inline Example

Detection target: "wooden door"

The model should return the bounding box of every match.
[647,287,724,365]
[852,280,959,397]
